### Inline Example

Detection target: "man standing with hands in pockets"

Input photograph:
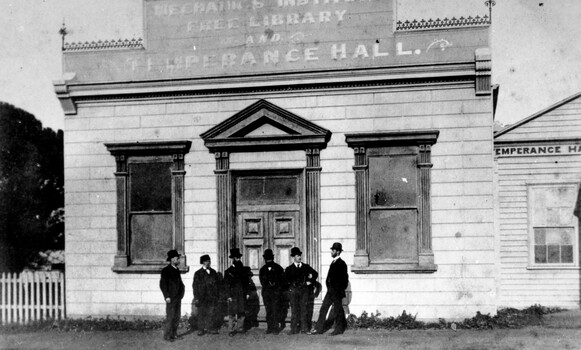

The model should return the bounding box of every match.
[309,242,348,336]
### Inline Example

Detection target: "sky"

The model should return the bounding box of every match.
[1,0,581,131]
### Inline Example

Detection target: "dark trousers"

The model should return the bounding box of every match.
[262,288,282,331]
[315,290,346,334]
[197,302,216,331]
[289,288,310,333]
[164,300,181,340]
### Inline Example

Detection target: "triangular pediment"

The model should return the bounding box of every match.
[200,99,331,153]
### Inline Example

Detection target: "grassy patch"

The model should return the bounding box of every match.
[0,305,565,334]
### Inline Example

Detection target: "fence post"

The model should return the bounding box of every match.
[59,271,65,319]
[23,272,28,324]
[1,273,5,324]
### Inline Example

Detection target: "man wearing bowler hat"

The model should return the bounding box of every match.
[159,249,185,342]
[224,248,249,336]
[193,254,220,336]
[285,247,318,334]
[259,249,285,334]
[309,242,349,336]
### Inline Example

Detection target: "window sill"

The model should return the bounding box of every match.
[112,264,190,274]
[351,263,438,274]
[526,265,579,271]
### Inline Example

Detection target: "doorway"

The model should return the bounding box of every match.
[233,169,304,275]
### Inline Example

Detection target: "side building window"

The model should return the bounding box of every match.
[346,130,439,273]
[528,183,579,267]
[106,141,191,273]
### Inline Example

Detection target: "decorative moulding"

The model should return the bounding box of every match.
[345,130,440,148]
[63,38,144,52]
[200,99,331,153]
[396,15,490,31]
[475,47,492,95]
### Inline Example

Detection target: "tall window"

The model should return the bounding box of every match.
[528,183,579,267]
[106,141,191,273]
[346,130,439,273]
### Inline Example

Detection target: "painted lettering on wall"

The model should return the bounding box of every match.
[495,144,581,157]
[129,0,457,75]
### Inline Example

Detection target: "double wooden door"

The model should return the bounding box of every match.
[234,170,303,276]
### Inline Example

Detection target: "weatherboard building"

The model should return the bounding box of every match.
[495,92,581,309]
[55,0,495,320]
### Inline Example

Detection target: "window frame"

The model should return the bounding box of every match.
[345,130,439,274]
[105,141,191,273]
[527,181,580,269]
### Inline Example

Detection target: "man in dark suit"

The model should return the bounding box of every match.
[309,242,349,336]
[224,248,249,336]
[193,254,220,336]
[259,249,285,334]
[159,250,185,342]
[285,247,318,334]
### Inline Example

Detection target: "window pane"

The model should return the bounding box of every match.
[369,210,418,261]
[534,228,546,244]
[130,213,173,262]
[562,245,574,263]
[238,176,298,205]
[534,245,547,263]
[130,162,172,212]
[369,156,417,207]
[547,245,560,263]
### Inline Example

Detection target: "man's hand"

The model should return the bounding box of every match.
[246,294,250,300]
[165,297,171,303]
[227,297,233,302]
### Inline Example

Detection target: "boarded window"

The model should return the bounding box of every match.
[368,154,418,262]
[128,160,173,264]
[529,184,579,266]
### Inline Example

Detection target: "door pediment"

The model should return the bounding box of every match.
[200,99,331,153]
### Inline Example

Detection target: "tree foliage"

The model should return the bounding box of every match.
[0,102,64,272]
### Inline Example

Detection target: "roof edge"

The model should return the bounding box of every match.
[494,91,581,138]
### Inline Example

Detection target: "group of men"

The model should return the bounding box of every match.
[159,242,349,342]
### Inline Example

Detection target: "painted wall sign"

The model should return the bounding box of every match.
[63,0,489,83]
[495,144,581,157]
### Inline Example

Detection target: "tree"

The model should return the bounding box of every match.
[0,102,64,272]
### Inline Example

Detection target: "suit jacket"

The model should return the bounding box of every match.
[285,263,318,291]
[160,264,185,301]
[326,257,348,299]
[193,267,219,304]
[224,263,249,313]
[259,261,285,291]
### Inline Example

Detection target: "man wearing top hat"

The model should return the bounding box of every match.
[159,249,185,342]
[259,248,285,334]
[193,254,220,336]
[309,242,349,336]
[284,247,318,334]
[224,248,249,336]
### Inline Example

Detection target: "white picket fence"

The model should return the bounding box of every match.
[0,271,65,325]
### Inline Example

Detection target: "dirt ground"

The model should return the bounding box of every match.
[2,325,581,350]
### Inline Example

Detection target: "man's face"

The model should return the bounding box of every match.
[293,254,302,264]
[203,260,211,268]
[331,249,339,258]
[171,256,180,267]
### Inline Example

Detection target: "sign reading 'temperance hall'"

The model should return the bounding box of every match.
[63,0,488,83]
